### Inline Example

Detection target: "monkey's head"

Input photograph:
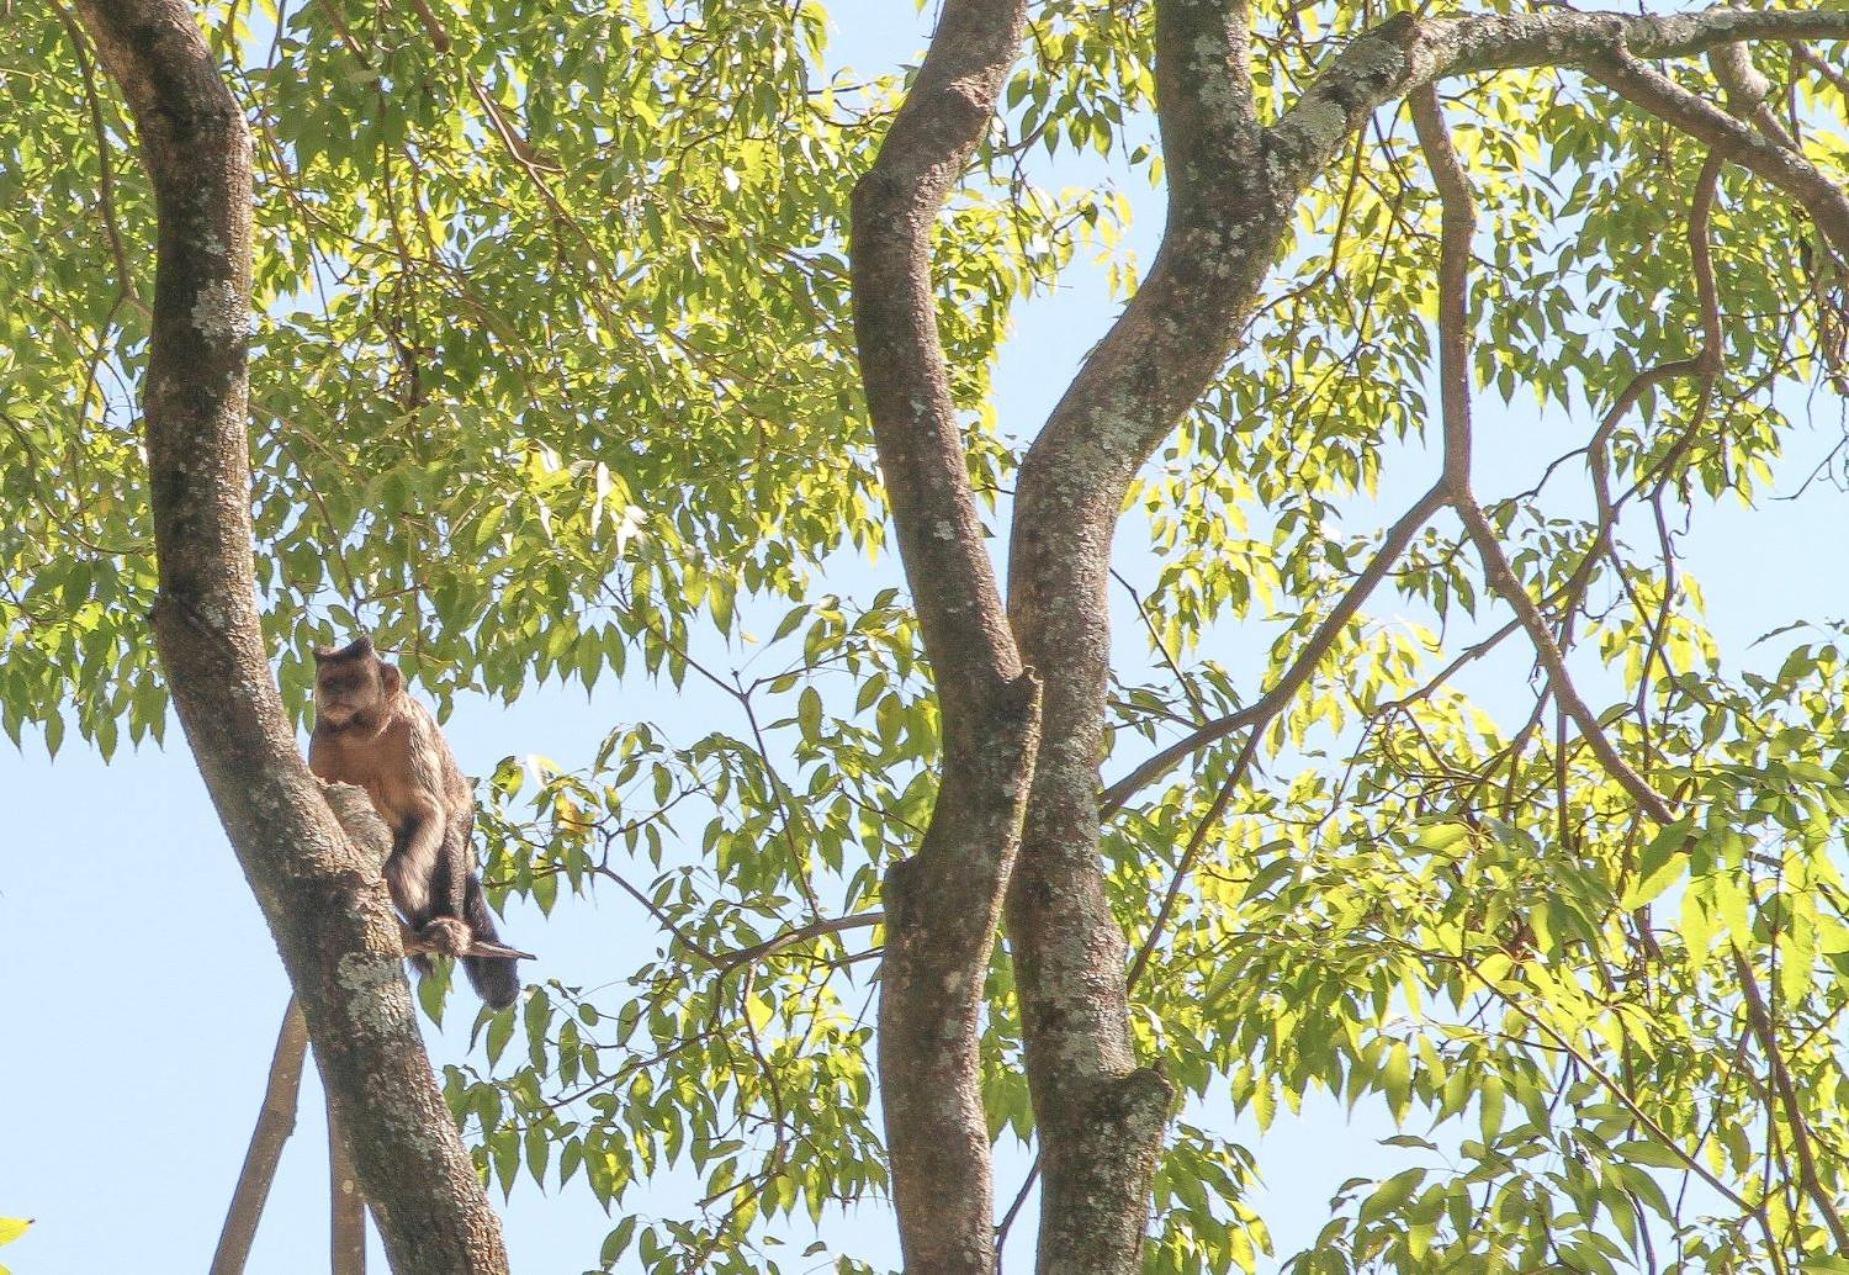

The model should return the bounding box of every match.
[311,636,402,728]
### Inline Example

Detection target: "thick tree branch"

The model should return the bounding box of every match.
[1269,9,1849,226]
[849,0,1032,719]
[1048,8,1849,842]
[1587,49,1849,261]
[1707,40,1796,151]
[1019,7,1849,820]
[868,10,1847,1272]
[68,2,507,1269]
[999,4,1268,1270]
[848,0,1039,1267]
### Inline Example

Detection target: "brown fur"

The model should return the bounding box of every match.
[308,637,520,1008]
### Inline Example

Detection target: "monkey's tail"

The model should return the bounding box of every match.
[463,875,522,1010]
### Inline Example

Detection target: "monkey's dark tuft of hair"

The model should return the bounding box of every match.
[466,956,521,1010]
[463,875,522,1009]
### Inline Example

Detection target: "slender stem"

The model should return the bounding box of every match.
[210,1000,309,1275]
[1731,944,1849,1250]
[1102,486,1443,814]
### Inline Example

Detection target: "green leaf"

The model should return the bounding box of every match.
[1359,1168,1425,1225]
[1620,818,1691,910]
[1613,1140,1689,1171]
[798,686,823,743]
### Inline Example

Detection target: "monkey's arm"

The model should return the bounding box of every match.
[398,920,535,961]
[384,800,447,922]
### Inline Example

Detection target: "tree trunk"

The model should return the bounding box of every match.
[67,3,507,1269]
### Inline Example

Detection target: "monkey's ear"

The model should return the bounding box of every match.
[380,662,403,693]
[311,645,334,663]
[350,635,376,656]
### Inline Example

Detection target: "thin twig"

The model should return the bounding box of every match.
[50,1,144,315]
[1101,486,1443,813]
[1730,943,1849,1250]
[1124,732,1262,992]
[712,913,884,977]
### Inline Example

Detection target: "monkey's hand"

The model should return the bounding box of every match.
[416,916,474,958]
[397,919,537,961]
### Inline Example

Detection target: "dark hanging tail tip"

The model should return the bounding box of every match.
[464,955,521,1010]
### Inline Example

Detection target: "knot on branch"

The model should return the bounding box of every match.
[1708,42,1772,112]
[881,854,922,934]
[994,665,1043,734]
[1086,1065,1175,1144]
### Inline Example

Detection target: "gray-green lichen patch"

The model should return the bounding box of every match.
[335,949,417,1041]
[189,279,250,344]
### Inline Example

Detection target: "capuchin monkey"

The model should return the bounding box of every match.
[308,637,521,1009]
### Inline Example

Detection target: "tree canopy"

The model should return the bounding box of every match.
[12,0,1849,1271]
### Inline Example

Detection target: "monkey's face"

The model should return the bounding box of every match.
[313,662,383,727]
[311,637,400,728]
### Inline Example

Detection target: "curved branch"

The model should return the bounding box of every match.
[1413,83,1678,829]
[1588,49,1849,261]
[1268,10,1849,239]
[999,2,1266,1266]
[849,0,1031,714]
[848,0,1039,1266]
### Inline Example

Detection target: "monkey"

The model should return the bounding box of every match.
[307,636,521,1009]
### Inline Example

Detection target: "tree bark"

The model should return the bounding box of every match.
[66,3,507,1270]
[328,1093,368,1274]
[1002,0,1266,1263]
[848,0,1037,1268]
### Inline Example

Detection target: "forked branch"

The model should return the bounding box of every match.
[1412,84,1679,829]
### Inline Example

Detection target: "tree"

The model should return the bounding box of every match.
[852,5,1849,1271]
[12,0,1849,1272]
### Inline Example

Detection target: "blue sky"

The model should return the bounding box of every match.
[6,2,1849,1272]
